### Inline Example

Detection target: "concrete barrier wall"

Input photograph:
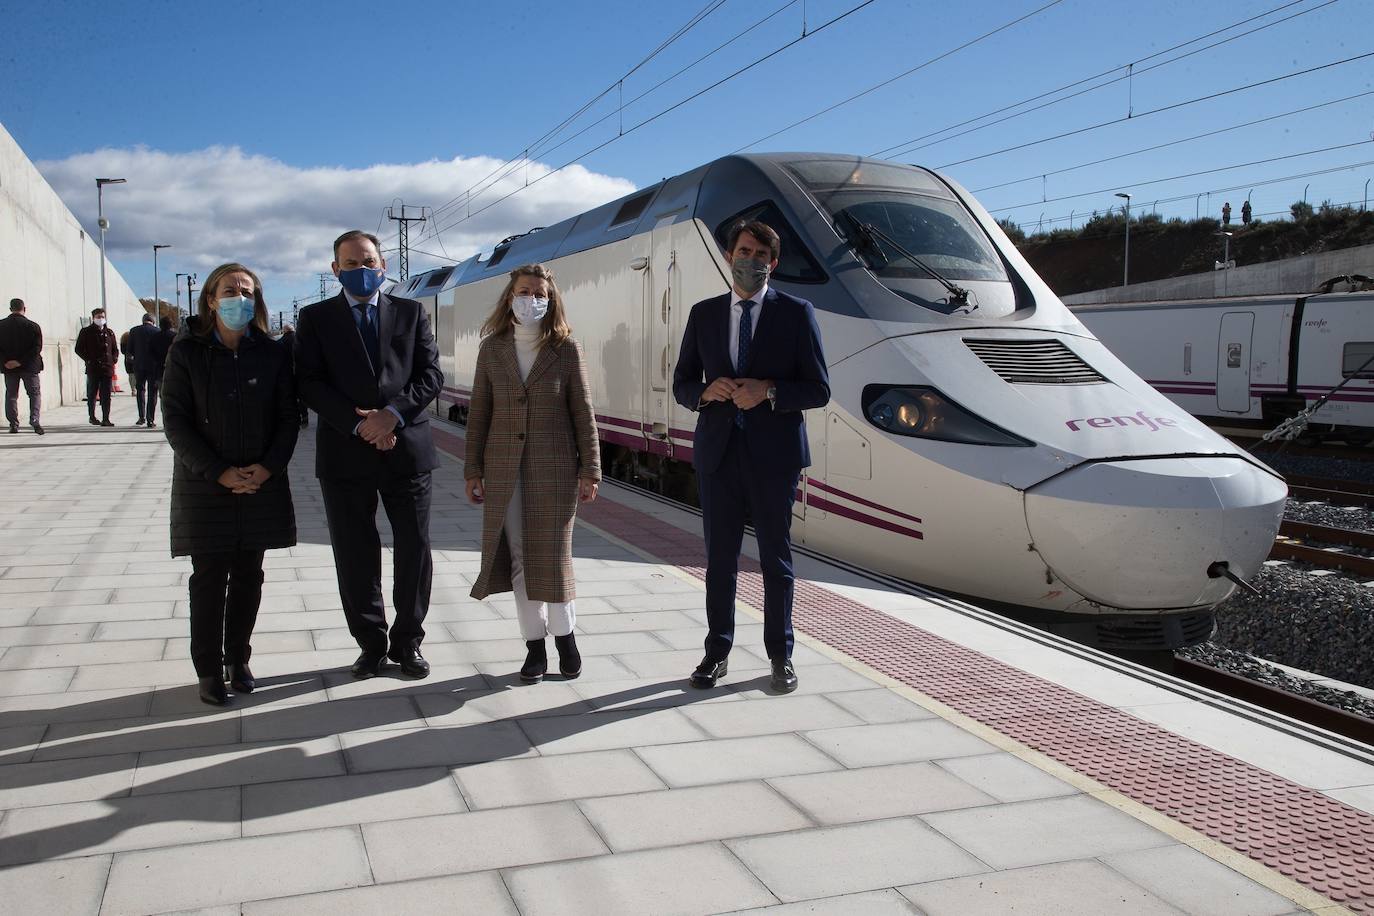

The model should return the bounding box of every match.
[0,121,145,406]
[1061,242,1374,305]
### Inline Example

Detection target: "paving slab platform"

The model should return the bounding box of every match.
[0,400,1371,915]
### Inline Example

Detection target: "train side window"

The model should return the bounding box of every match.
[714,201,826,284]
[609,191,654,229]
[1343,341,1374,378]
[1184,343,1192,375]
[1226,343,1242,369]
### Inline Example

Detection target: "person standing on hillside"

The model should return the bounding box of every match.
[0,298,44,435]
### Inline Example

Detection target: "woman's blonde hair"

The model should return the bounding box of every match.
[481,263,571,348]
[196,262,270,336]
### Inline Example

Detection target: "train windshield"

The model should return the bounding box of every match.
[788,160,1008,305]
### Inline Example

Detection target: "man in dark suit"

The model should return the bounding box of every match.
[0,298,44,435]
[673,220,830,693]
[296,230,444,679]
[127,313,163,427]
[74,307,119,426]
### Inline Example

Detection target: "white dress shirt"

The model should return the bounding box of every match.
[728,282,767,373]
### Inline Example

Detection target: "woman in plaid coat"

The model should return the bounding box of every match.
[465,264,601,682]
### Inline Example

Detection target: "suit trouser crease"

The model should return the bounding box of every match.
[136,377,160,422]
[3,372,40,426]
[320,471,432,655]
[504,478,576,641]
[189,549,265,677]
[85,376,112,420]
[698,429,797,662]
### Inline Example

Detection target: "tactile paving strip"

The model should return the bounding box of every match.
[433,429,1374,912]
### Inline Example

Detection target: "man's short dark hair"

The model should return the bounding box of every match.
[142,313,155,324]
[9,298,22,312]
[90,307,105,317]
[725,220,782,262]
[333,230,384,260]
[159,316,173,331]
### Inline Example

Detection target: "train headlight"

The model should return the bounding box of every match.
[862,385,1031,446]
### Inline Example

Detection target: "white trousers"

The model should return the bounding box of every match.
[505,482,576,641]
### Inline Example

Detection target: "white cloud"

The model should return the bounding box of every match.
[36,146,638,297]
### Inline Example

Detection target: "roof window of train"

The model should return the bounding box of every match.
[787,160,949,197]
[1343,341,1374,378]
[425,267,454,289]
[713,201,826,284]
[608,191,654,229]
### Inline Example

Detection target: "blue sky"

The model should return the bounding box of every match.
[3,0,1370,307]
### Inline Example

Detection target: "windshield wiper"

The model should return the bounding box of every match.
[837,212,972,310]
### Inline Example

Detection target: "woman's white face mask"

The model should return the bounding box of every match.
[511,295,549,325]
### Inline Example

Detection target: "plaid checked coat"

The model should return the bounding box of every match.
[465,332,601,602]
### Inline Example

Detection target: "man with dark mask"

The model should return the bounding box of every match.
[672,220,830,693]
[295,230,443,680]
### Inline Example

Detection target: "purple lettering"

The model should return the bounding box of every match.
[1156,416,1177,427]
[1113,416,1144,427]
[1087,417,1113,428]
[1065,419,1084,431]
[1135,410,1159,432]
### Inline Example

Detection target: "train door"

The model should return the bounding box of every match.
[644,215,682,448]
[1216,311,1254,413]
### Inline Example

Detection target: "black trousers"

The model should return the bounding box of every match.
[3,371,40,426]
[697,428,799,663]
[320,471,433,655]
[136,376,160,423]
[189,549,265,677]
[85,375,112,420]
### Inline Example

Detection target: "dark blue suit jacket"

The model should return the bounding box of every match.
[673,287,830,476]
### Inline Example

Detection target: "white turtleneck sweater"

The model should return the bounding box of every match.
[513,321,542,381]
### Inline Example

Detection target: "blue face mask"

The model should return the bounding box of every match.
[337,266,385,298]
[216,296,255,331]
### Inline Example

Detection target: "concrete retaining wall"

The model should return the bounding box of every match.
[0,121,145,406]
[1061,242,1374,305]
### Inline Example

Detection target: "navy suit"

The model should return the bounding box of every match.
[673,287,829,661]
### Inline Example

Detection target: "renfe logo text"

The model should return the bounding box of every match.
[1065,410,1179,432]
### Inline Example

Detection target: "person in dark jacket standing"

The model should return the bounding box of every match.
[296,230,443,680]
[127,313,164,427]
[0,298,44,434]
[161,263,299,706]
[278,324,308,429]
[74,307,119,426]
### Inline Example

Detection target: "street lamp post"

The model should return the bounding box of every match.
[1215,230,1234,295]
[1115,192,1132,287]
[152,244,172,324]
[95,178,127,316]
[186,273,197,314]
[175,273,187,318]
[1364,178,1370,212]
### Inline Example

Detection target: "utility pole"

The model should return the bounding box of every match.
[153,244,172,322]
[318,273,336,301]
[387,203,426,280]
[175,273,188,318]
[186,273,197,313]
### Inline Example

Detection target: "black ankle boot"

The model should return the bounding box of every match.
[224,662,255,693]
[520,639,547,684]
[198,676,228,706]
[554,633,582,679]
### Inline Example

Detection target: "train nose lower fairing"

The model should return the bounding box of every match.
[856,329,1287,611]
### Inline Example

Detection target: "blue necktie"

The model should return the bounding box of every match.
[357,303,380,372]
[734,299,754,428]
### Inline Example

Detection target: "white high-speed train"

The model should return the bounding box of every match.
[398,153,1287,650]
[1072,290,1374,447]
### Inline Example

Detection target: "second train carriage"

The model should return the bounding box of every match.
[396,153,1288,650]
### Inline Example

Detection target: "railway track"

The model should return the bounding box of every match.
[1284,474,1374,509]
[1272,519,1374,577]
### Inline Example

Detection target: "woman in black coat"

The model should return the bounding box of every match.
[161,262,299,706]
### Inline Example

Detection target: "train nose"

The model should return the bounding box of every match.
[1024,457,1287,610]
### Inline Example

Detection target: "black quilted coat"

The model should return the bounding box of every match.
[161,320,299,557]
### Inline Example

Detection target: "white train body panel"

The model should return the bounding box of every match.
[1074,293,1374,437]
[398,154,1288,640]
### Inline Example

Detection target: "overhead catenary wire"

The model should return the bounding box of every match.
[870,0,1338,159]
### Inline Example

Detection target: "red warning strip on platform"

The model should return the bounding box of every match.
[432,426,1374,911]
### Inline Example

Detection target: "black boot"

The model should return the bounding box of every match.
[519,639,547,684]
[198,676,228,706]
[225,662,255,693]
[554,633,582,679]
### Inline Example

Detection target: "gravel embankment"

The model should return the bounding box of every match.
[1203,562,1373,690]
[1283,499,1374,533]
[1177,642,1374,718]
[1249,449,1373,482]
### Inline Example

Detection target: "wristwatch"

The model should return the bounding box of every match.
[766,385,777,409]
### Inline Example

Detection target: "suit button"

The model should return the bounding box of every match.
[517,433,525,441]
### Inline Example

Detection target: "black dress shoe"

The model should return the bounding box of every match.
[388,645,430,679]
[690,657,728,689]
[520,639,547,684]
[7,425,16,434]
[145,421,156,430]
[770,659,798,693]
[198,676,228,706]
[89,416,100,426]
[350,650,386,679]
[225,662,255,693]
[100,419,114,427]
[31,424,43,435]
[554,633,582,679]
[135,418,146,426]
